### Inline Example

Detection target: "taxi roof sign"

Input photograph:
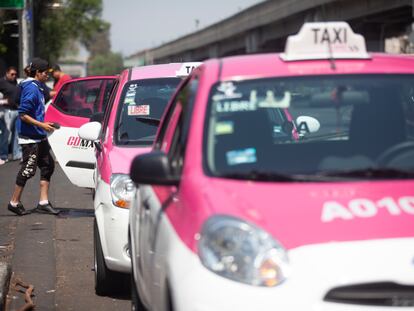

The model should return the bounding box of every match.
[280,22,370,61]
[176,62,202,77]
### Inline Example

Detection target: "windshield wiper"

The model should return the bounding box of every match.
[320,168,414,179]
[135,117,160,126]
[217,170,308,182]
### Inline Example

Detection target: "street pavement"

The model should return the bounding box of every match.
[0,160,130,310]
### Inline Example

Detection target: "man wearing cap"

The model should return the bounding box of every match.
[50,64,72,98]
[7,58,59,216]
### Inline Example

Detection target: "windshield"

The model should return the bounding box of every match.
[115,78,181,146]
[204,75,414,180]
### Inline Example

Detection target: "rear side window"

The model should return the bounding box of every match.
[53,78,115,118]
[115,78,181,146]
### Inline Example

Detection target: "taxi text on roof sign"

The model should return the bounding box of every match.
[176,62,202,77]
[280,22,370,61]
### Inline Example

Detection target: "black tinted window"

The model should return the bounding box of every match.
[53,79,115,118]
[205,75,414,178]
[115,78,181,146]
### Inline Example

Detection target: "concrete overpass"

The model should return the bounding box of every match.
[125,0,413,65]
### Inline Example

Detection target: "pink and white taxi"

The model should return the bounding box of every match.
[45,63,199,296]
[129,22,414,310]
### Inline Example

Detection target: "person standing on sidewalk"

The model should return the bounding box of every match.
[22,65,51,103]
[0,92,8,165]
[49,64,71,98]
[7,58,59,216]
[0,66,22,162]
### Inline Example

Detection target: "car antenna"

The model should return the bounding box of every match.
[322,4,337,71]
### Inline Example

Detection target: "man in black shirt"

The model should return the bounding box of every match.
[0,66,22,161]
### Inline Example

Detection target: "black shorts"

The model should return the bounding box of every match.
[16,140,55,187]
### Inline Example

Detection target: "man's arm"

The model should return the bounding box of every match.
[0,91,7,106]
[20,114,55,132]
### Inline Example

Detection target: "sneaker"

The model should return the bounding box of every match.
[34,202,60,215]
[8,202,29,216]
[0,159,5,165]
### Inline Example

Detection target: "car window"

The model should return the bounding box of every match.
[115,78,181,146]
[159,77,199,175]
[204,74,414,177]
[53,78,115,118]
[154,79,190,150]
[101,79,120,139]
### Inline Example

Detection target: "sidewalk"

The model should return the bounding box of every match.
[0,209,16,311]
[0,211,15,311]
[0,263,11,311]
[0,162,20,310]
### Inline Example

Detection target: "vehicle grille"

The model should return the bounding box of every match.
[324,282,414,307]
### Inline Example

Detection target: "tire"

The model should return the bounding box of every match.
[94,218,126,296]
[129,229,146,310]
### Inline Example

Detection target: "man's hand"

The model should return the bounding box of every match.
[42,122,55,133]
[20,114,58,133]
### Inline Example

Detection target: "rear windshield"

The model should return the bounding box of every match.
[115,78,181,146]
[204,75,414,179]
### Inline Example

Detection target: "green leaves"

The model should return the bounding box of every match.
[88,52,124,76]
[35,0,108,63]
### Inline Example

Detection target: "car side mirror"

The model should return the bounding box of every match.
[90,112,104,123]
[78,121,102,141]
[130,151,179,186]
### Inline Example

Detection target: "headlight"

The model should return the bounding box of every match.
[198,215,289,287]
[110,174,136,208]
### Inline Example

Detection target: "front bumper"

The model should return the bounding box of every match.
[95,181,131,273]
[167,235,414,311]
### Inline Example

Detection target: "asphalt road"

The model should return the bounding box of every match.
[0,160,130,311]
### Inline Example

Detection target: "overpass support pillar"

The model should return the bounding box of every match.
[246,30,260,54]
[209,44,219,58]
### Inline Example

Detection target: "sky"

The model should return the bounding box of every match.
[102,0,264,57]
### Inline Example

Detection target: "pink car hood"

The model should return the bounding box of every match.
[108,146,152,175]
[196,178,414,250]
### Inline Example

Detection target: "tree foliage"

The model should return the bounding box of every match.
[0,11,18,56]
[34,0,109,63]
[88,52,124,76]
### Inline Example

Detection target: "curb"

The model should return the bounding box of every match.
[0,262,11,311]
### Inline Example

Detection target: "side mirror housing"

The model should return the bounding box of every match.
[130,151,179,186]
[78,121,102,141]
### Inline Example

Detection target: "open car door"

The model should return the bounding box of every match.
[45,76,116,188]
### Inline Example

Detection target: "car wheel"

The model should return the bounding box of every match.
[94,218,124,296]
[129,230,146,310]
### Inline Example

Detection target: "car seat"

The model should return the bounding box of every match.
[349,87,406,158]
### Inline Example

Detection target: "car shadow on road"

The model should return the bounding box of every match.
[56,208,95,218]
[106,290,131,301]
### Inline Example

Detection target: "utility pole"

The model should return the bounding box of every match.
[18,0,33,75]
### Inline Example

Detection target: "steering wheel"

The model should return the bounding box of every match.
[376,141,414,167]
